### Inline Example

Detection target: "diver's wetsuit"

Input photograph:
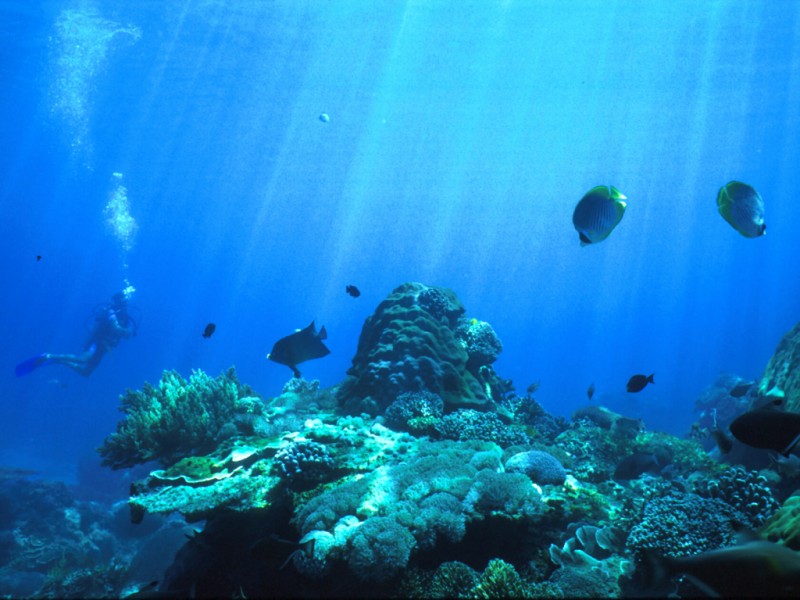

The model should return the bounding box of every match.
[15,295,137,377]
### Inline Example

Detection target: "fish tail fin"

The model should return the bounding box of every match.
[634,549,677,596]
[648,373,655,384]
[781,432,800,457]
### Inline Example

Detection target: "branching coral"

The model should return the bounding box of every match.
[98,367,261,468]
[697,465,780,527]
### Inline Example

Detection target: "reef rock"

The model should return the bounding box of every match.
[336,282,505,415]
[759,321,800,412]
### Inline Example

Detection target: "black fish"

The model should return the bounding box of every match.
[345,285,360,298]
[202,323,216,338]
[730,408,800,457]
[613,452,664,481]
[729,381,755,398]
[267,321,330,378]
[711,427,733,454]
[36,255,42,261]
[587,382,596,401]
[627,373,654,393]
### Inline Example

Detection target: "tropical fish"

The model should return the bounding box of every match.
[587,382,596,401]
[717,180,766,238]
[627,373,654,393]
[572,185,627,246]
[267,321,330,378]
[730,407,800,457]
[202,323,216,338]
[730,380,755,397]
[345,285,360,298]
[613,452,664,481]
[638,523,800,597]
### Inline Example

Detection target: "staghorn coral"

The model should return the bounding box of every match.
[98,368,261,469]
[336,282,505,414]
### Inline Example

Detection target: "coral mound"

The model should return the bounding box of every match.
[336,282,505,415]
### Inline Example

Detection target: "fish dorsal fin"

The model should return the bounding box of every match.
[318,325,327,340]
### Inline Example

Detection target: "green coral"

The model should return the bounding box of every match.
[472,559,562,599]
[761,494,800,550]
[98,367,261,468]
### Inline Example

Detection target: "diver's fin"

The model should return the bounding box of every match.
[14,354,51,377]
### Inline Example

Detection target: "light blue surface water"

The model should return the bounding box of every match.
[1,0,798,481]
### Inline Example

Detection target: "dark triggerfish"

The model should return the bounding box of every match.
[730,406,800,457]
[267,321,330,378]
[627,373,654,393]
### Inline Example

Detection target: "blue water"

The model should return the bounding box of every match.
[1,0,798,485]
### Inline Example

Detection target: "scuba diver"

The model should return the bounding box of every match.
[15,292,138,377]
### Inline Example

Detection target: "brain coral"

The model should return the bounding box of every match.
[336,282,504,414]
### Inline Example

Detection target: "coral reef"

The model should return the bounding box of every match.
[98,368,261,468]
[758,321,800,412]
[83,285,800,598]
[290,439,546,582]
[336,283,506,414]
